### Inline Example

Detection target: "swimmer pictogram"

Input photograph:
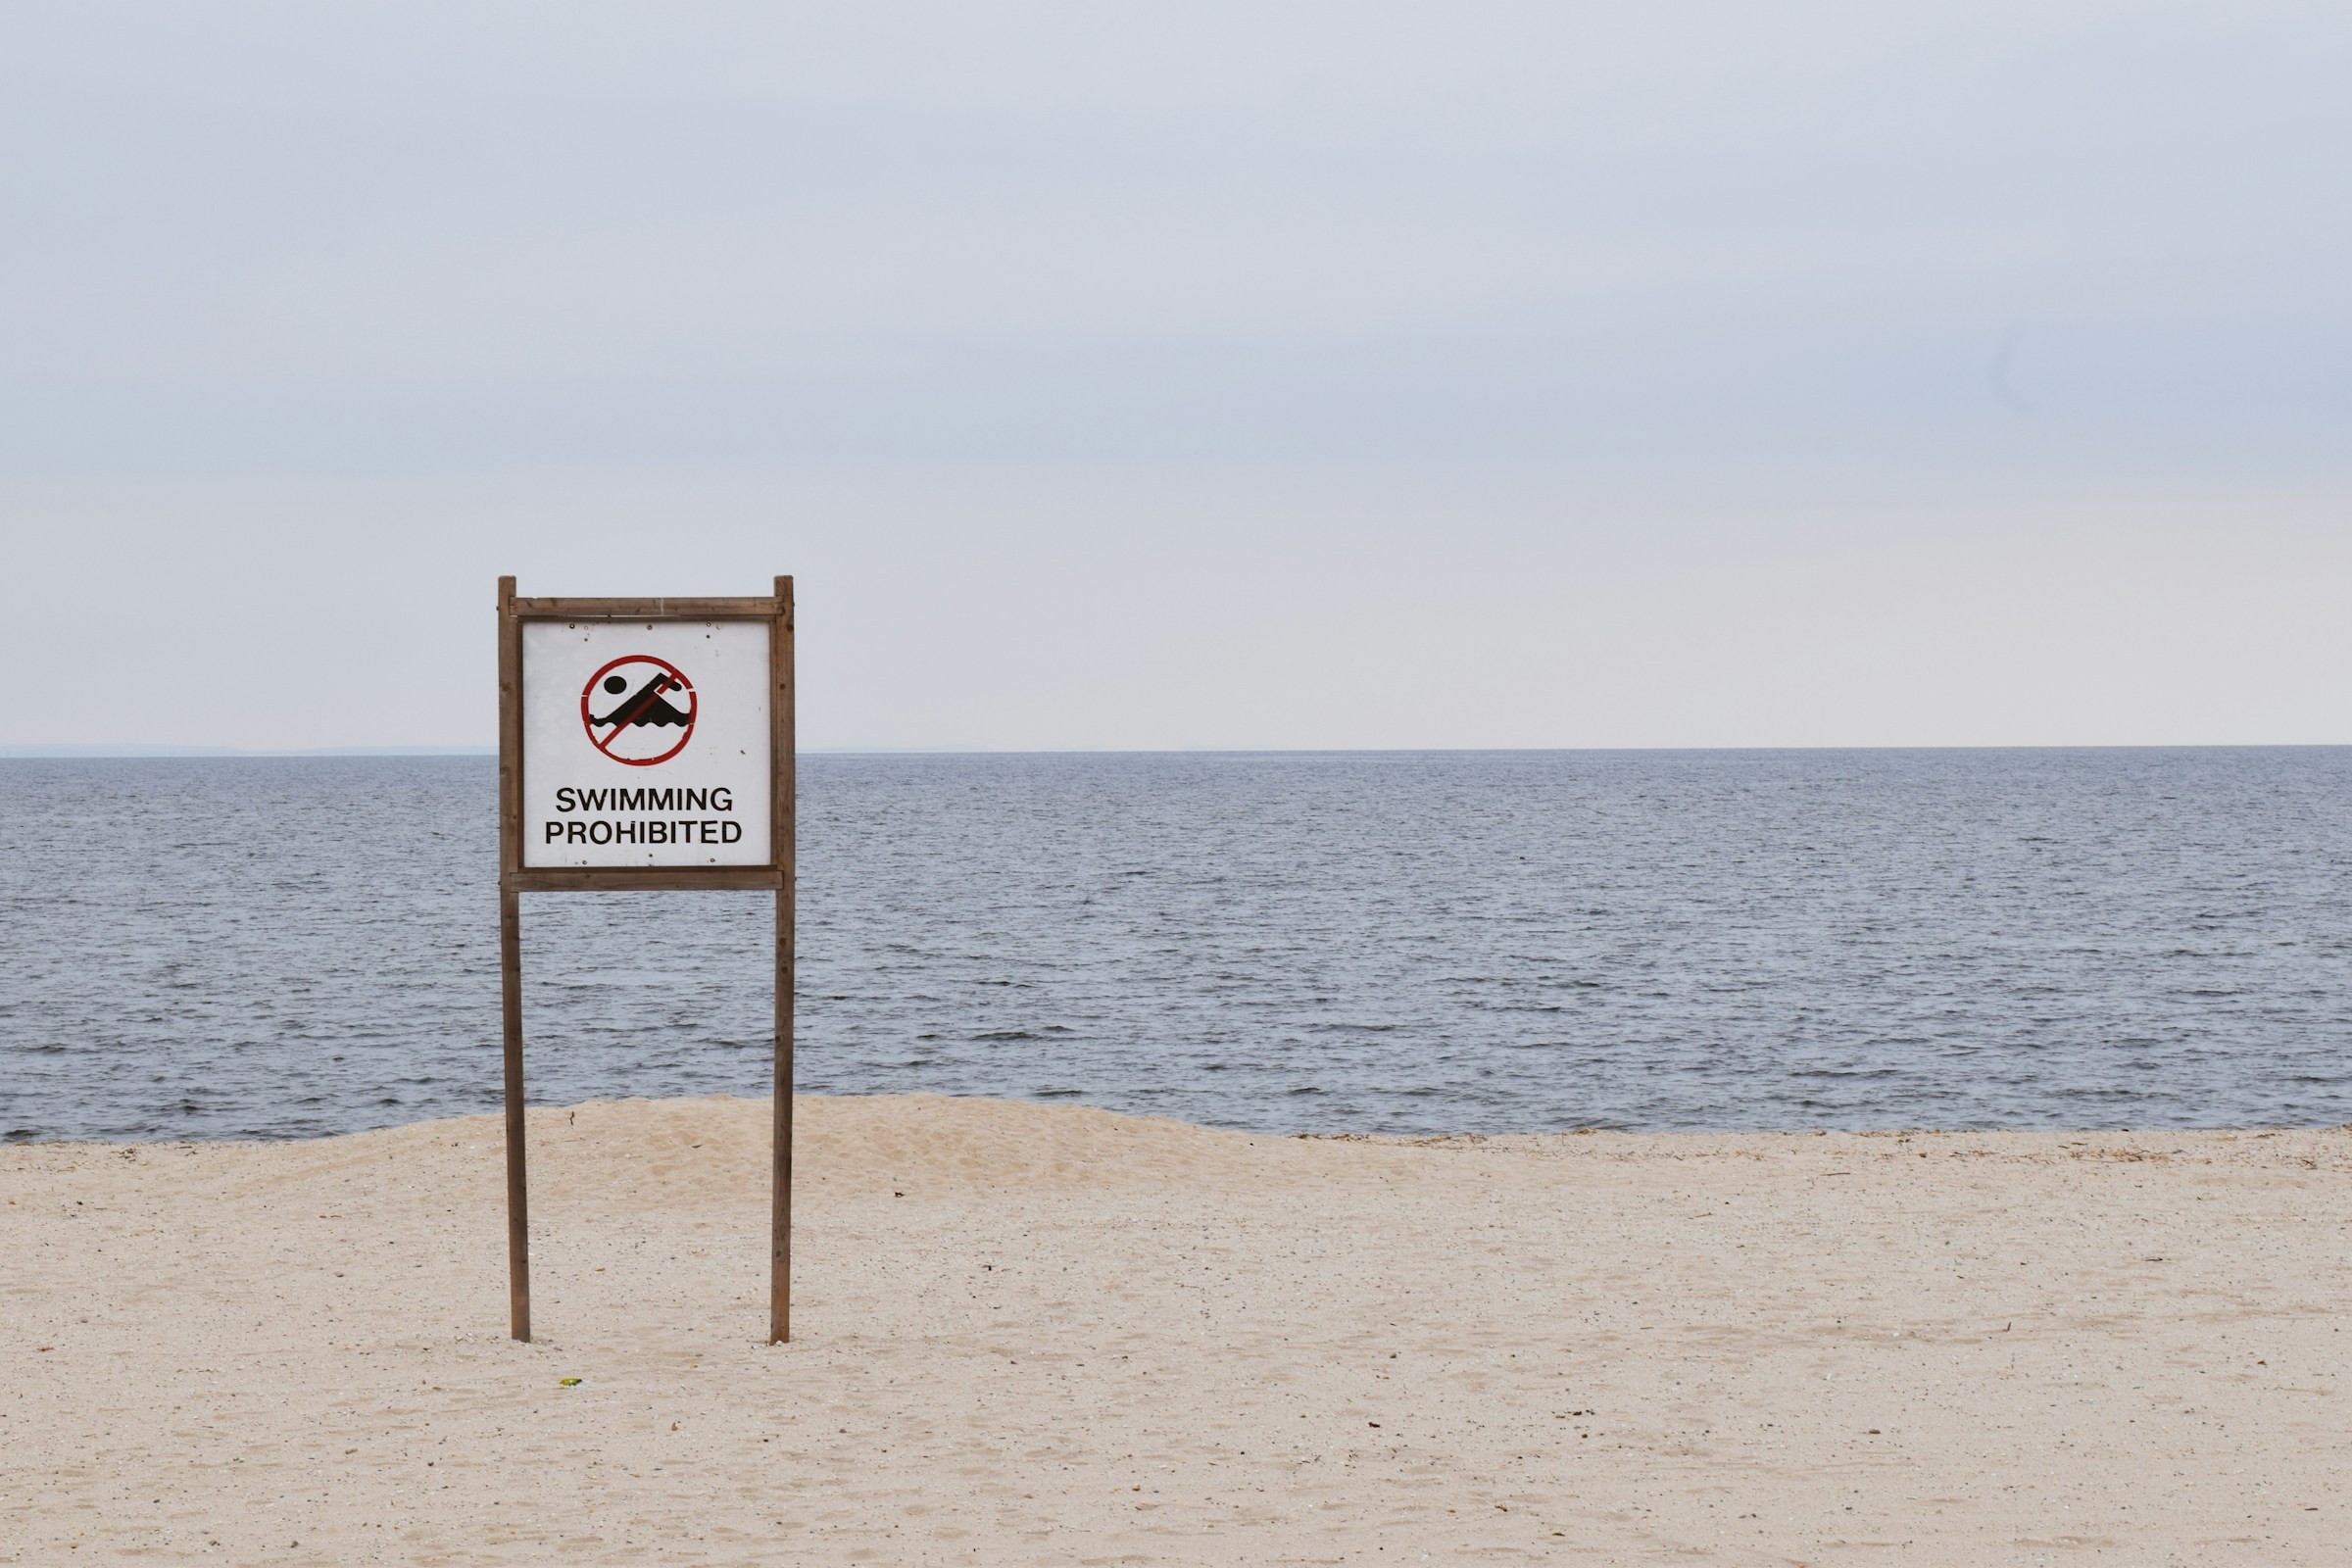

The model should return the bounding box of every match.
[580,655,697,765]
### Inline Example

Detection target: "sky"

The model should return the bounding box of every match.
[2,1,2346,750]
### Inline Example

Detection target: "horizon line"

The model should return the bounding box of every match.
[6,741,2350,760]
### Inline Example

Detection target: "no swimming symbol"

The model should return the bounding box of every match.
[580,655,697,766]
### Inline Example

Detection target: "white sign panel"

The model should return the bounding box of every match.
[521,619,772,867]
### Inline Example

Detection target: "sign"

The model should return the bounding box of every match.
[520,619,771,868]
[496,578,797,1349]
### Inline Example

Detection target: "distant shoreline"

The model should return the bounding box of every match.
[10,1091,2342,1149]
[8,741,2351,760]
[0,744,500,758]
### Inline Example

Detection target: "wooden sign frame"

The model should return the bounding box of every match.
[495,575,797,1344]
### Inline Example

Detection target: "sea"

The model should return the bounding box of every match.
[3,750,2348,1142]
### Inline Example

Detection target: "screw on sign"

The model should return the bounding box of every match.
[581,655,696,765]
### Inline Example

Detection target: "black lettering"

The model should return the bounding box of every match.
[565,821,585,844]
[721,820,742,844]
[712,788,734,812]
[556,787,576,812]
[544,821,562,843]
[589,820,612,845]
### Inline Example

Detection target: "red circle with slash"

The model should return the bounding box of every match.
[580,655,697,766]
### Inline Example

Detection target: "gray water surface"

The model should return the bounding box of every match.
[3,750,2347,1140]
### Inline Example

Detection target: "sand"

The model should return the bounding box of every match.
[5,1096,2347,1565]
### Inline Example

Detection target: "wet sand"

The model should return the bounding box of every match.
[5,1096,2347,1564]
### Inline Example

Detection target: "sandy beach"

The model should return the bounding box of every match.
[5,1095,2347,1564]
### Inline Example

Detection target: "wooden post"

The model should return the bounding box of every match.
[496,575,531,1343]
[500,887,529,1343]
[770,576,797,1344]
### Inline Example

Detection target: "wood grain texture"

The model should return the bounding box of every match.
[511,596,780,620]
[505,867,785,893]
[771,575,797,1344]
[495,576,531,1343]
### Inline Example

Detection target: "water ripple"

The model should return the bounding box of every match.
[1,750,2348,1140]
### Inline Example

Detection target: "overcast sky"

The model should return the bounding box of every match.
[3,1,2345,750]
